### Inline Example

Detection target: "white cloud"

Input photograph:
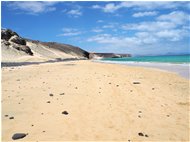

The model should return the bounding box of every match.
[132,11,158,17]
[67,9,82,17]
[157,11,189,25]
[57,28,82,36]
[92,2,189,13]
[87,11,189,47]
[7,1,58,14]
[97,20,104,23]
[155,29,188,41]
[92,28,103,33]
[87,34,142,46]
[122,21,176,32]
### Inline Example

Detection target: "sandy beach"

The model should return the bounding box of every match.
[1,60,189,141]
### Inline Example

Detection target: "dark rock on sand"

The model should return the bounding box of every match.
[145,134,149,137]
[60,93,65,95]
[138,132,144,136]
[62,111,69,115]
[47,101,51,103]
[49,93,54,96]
[4,115,9,117]
[12,133,27,140]
[133,82,140,84]
[9,117,14,119]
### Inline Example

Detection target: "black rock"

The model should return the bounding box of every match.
[60,93,65,95]
[9,35,26,45]
[12,45,33,55]
[1,29,19,41]
[4,114,9,117]
[138,132,144,136]
[12,133,27,140]
[46,101,51,103]
[133,82,140,84]
[9,117,14,119]
[145,134,149,137]
[62,111,69,115]
[49,93,53,96]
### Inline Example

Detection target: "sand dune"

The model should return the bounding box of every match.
[2,61,189,141]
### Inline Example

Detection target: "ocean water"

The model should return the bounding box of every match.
[101,55,190,64]
[98,55,190,79]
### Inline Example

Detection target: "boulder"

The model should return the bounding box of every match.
[9,35,26,45]
[12,133,27,140]
[1,29,19,41]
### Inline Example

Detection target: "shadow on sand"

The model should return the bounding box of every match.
[1,58,85,67]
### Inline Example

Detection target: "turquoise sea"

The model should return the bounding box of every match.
[101,55,190,64]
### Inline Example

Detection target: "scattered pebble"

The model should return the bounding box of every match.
[60,93,65,95]
[42,131,46,133]
[130,90,133,92]
[46,101,51,103]
[41,113,44,115]
[138,132,144,136]
[49,93,53,96]
[9,117,14,119]
[139,111,142,113]
[31,124,34,127]
[166,115,170,117]
[62,111,69,115]
[138,115,141,118]
[116,85,119,87]
[152,88,155,90]
[133,82,140,84]
[75,87,78,89]
[109,83,111,84]
[12,133,27,140]
[4,115,9,117]
[138,132,149,137]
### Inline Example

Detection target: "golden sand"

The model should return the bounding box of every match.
[1,61,189,141]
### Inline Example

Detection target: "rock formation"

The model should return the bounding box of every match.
[1,29,33,56]
[1,28,131,62]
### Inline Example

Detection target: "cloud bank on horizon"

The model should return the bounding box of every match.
[2,1,190,55]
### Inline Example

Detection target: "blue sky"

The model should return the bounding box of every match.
[2,1,190,55]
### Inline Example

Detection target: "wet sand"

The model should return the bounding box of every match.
[1,60,189,141]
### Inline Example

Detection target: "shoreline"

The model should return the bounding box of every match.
[95,60,190,80]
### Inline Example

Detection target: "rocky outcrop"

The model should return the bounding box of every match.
[1,28,131,62]
[9,35,26,45]
[1,29,33,56]
[1,29,19,41]
[89,53,131,59]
